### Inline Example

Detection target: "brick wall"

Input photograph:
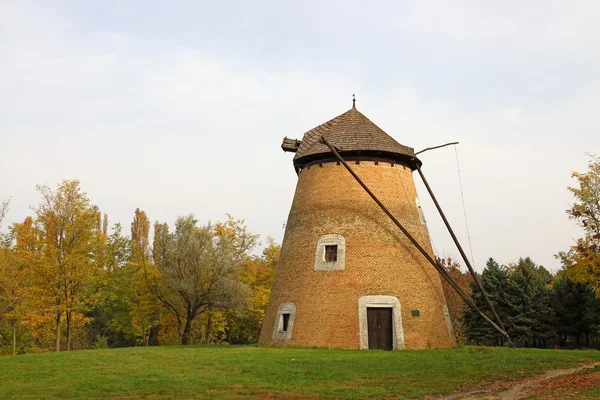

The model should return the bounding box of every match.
[258,160,454,349]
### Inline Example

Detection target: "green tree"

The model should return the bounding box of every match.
[88,223,137,348]
[552,271,598,348]
[505,258,554,348]
[464,257,555,348]
[463,258,511,346]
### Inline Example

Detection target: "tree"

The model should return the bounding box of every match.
[552,271,598,348]
[505,258,554,348]
[463,258,511,346]
[0,197,10,229]
[0,217,43,355]
[148,215,256,344]
[0,226,23,355]
[463,257,554,348]
[226,237,279,344]
[439,257,472,343]
[559,154,600,295]
[33,180,100,351]
[88,223,137,348]
[130,209,161,346]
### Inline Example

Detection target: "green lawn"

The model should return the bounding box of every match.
[1,345,599,399]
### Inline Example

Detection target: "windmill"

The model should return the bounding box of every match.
[258,100,508,350]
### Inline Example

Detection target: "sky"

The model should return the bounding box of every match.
[1,0,599,272]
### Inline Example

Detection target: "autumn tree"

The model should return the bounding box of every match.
[213,214,260,264]
[130,209,161,346]
[88,209,162,348]
[439,257,472,343]
[559,154,600,295]
[0,222,25,355]
[226,237,279,344]
[0,216,45,355]
[149,215,256,344]
[33,180,100,351]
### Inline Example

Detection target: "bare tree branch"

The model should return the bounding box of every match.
[0,197,10,229]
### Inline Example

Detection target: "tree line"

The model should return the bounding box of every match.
[0,180,278,355]
[443,155,600,349]
[1,154,598,354]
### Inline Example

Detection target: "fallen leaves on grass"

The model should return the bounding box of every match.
[523,371,600,399]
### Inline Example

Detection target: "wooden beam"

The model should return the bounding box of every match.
[282,137,301,153]
[416,166,507,333]
[319,136,510,342]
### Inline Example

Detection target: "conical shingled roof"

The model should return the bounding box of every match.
[292,106,421,170]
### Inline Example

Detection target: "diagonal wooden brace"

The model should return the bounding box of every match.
[319,136,510,342]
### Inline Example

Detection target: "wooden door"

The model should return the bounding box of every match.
[367,307,393,350]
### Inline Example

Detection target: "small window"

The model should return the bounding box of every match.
[314,234,345,271]
[278,313,291,332]
[273,302,295,340]
[324,245,338,262]
[415,198,426,225]
[282,313,290,332]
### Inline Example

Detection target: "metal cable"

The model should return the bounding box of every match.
[454,146,476,267]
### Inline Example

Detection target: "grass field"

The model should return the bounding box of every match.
[1,345,599,399]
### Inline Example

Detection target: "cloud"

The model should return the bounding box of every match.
[1,1,598,270]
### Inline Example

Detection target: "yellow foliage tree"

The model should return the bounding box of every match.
[0,232,26,355]
[559,154,600,296]
[226,236,279,344]
[32,180,100,351]
[130,208,162,346]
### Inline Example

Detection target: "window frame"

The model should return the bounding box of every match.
[272,302,296,340]
[324,244,338,262]
[314,234,346,271]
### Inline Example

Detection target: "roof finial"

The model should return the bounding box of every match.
[352,93,356,109]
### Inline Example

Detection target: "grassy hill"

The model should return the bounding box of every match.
[1,345,599,399]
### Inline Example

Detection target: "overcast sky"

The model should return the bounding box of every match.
[1,1,599,272]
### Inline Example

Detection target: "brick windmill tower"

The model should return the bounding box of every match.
[258,100,458,350]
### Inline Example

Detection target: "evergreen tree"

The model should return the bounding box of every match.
[505,258,554,347]
[463,258,510,346]
[552,271,598,348]
[463,257,554,348]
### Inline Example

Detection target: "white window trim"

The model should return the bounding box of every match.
[358,295,405,350]
[415,198,426,225]
[272,302,296,340]
[314,234,346,271]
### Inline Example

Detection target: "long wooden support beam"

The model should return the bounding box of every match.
[415,142,459,155]
[319,136,510,342]
[416,167,507,332]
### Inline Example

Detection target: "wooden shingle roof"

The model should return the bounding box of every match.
[285,106,421,170]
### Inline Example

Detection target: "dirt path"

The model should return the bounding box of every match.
[438,362,600,400]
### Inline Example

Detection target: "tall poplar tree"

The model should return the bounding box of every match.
[130,209,161,345]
